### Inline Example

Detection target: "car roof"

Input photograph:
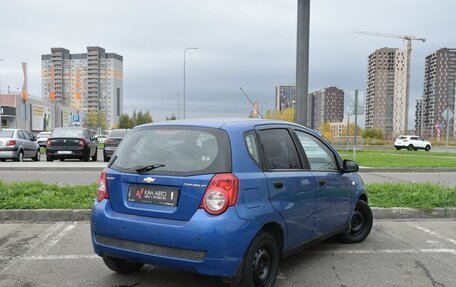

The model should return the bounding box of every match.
[137,118,306,130]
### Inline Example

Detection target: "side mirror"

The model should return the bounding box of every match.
[32,136,37,141]
[342,160,359,173]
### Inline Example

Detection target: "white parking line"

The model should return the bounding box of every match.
[413,225,456,246]
[37,222,78,254]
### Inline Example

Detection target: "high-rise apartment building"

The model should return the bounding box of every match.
[42,47,123,129]
[365,48,408,138]
[309,86,344,130]
[421,48,456,138]
[415,97,423,135]
[275,85,296,111]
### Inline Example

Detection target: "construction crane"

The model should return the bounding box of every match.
[355,31,425,130]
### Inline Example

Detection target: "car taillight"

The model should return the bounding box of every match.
[46,139,52,147]
[96,168,109,202]
[200,173,239,215]
[6,140,16,146]
[79,138,85,147]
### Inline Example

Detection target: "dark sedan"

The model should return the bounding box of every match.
[46,127,98,161]
[103,129,129,162]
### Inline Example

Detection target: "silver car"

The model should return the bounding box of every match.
[0,129,41,161]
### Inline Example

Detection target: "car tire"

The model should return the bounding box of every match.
[60,158,65,162]
[32,150,41,161]
[92,150,98,161]
[425,145,431,151]
[0,159,6,162]
[337,200,373,244]
[83,153,90,162]
[233,231,279,287]
[46,155,54,162]
[14,150,24,162]
[102,256,144,274]
[104,156,110,162]
[407,145,413,151]
[395,147,401,150]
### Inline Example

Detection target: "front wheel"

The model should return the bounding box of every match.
[407,144,413,151]
[102,256,144,274]
[395,147,401,150]
[337,200,373,244]
[234,231,279,287]
[32,150,41,161]
[425,145,431,151]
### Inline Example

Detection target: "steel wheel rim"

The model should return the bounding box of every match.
[252,246,272,286]
[351,210,365,235]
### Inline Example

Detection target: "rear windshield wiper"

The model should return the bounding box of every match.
[135,164,166,173]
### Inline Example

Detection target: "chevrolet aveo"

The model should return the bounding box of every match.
[91,119,373,287]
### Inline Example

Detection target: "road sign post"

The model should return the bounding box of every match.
[441,108,454,153]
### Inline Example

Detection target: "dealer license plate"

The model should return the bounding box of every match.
[128,185,179,207]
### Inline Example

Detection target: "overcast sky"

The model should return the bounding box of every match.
[1,0,455,126]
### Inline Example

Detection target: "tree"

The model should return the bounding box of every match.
[84,111,107,132]
[319,121,332,141]
[132,109,153,126]
[118,113,134,128]
[264,108,295,122]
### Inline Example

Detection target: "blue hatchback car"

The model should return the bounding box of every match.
[91,119,372,287]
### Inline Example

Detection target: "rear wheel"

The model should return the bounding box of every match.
[395,147,401,150]
[32,150,41,161]
[46,155,54,162]
[60,158,65,162]
[233,231,279,287]
[14,151,24,162]
[337,200,373,244]
[102,256,144,274]
[425,145,431,151]
[407,144,413,151]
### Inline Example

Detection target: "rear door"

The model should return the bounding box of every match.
[257,127,316,248]
[293,129,353,237]
[107,126,231,221]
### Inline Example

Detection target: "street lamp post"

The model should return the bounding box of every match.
[183,47,198,119]
[0,59,4,128]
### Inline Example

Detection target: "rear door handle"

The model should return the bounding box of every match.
[273,181,284,188]
[319,179,326,186]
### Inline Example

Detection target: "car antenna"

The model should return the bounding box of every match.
[240,87,263,119]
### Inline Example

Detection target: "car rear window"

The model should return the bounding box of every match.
[398,136,407,140]
[52,128,84,138]
[0,130,14,138]
[110,126,231,176]
[109,130,128,138]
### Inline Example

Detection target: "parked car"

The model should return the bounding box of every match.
[91,119,372,286]
[46,127,98,161]
[36,131,52,147]
[394,135,431,151]
[103,129,129,162]
[0,129,41,162]
[94,134,107,144]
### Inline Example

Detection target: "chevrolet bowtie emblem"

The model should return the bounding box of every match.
[143,177,155,184]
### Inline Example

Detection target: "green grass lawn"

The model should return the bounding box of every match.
[338,149,456,168]
[0,181,455,210]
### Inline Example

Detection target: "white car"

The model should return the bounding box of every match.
[394,135,431,151]
[36,131,52,147]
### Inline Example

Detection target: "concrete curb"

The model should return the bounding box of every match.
[1,208,456,222]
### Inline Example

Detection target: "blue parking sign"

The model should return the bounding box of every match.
[73,114,80,123]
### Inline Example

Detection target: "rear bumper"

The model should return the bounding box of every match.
[0,148,18,159]
[103,147,115,157]
[91,200,260,277]
[46,146,89,158]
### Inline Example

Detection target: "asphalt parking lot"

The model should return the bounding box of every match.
[0,219,455,287]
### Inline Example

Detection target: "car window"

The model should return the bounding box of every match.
[410,137,418,140]
[23,131,32,141]
[245,131,260,166]
[17,130,26,140]
[52,128,84,138]
[0,130,14,138]
[295,131,338,171]
[110,127,231,176]
[258,129,301,170]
